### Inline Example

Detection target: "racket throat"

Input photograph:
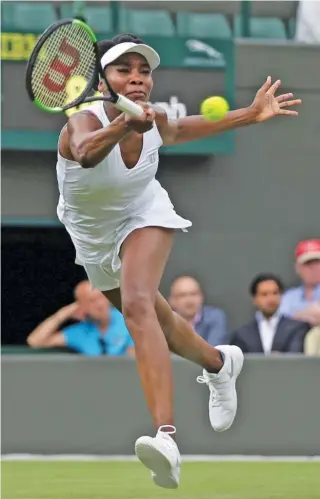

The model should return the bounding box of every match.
[115,95,144,117]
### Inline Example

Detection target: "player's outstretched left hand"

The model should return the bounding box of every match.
[250,76,302,123]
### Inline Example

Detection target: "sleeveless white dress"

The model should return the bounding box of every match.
[56,102,191,291]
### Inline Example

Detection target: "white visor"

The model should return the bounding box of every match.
[100,42,160,71]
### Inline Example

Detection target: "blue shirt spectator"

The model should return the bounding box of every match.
[280,285,320,317]
[194,306,228,347]
[27,280,134,356]
[169,275,228,347]
[62,307,134,356]
[279,239,320,326]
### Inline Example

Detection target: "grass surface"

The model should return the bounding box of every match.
[2,461,319,499]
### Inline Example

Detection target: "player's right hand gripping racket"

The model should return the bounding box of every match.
[26,18,143,117]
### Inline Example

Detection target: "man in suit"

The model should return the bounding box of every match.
[230,273,309,354]
[169,275,228,347]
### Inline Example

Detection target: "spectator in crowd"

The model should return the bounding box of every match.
[168,275,228,347]
[230,273,309,354]
[27,280,134,356]
[296,0,320,43]
[280,239,320,326]
[304,326,320,356]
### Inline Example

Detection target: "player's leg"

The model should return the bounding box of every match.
[105,227,180,489]
[105,276,243,433]
[105,288,224,370]
[155,292,222,366]
[118,227,174,430]
[155,292,244,432]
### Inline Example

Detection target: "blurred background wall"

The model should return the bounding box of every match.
[3,356,320,455]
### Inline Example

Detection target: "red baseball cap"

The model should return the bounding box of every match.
[295,239,320,264]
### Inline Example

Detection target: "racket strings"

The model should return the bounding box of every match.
[32,23,96,109]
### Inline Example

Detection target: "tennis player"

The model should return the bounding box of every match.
[57,34,301,488]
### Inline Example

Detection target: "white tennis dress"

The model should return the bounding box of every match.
[56,102,192,291]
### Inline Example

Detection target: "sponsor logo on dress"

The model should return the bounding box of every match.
[148,152,157,164]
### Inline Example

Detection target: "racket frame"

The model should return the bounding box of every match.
[26,18,143,117]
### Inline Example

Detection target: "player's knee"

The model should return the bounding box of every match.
[122,292,155,329]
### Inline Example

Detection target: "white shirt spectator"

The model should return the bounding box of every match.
[256,311,281,354]
[296,1,320,43]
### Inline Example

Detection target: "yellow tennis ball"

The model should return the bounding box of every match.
[200,96,230,121]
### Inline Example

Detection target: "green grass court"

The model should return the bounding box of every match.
[2,461,319,499]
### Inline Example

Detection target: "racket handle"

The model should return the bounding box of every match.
[115,95,144,117]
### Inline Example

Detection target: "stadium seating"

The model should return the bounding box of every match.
[1,3,14,31]
[59,2,79,18]
[288,17,297,39]
[176,13,232,39]
[59,3,175,37]
[121,1,240,16]
[250,1,298,40]
[119,8,175,36]
[1,0,299,41]
[251,0,297,19]
[1,2,57,32]
[60,4,113,35]
[234,16,287,40]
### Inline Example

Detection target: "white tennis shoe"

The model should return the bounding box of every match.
[135,425,181,489]
[197,345,244,432]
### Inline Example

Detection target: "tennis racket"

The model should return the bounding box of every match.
[25,18,143,117]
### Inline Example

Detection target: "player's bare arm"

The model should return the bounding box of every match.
[65,110,127,168]
[155,77,302,146]
[65,107,155,168]
[27,303,80,348]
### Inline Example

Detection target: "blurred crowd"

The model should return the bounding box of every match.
[27,238,320,357]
